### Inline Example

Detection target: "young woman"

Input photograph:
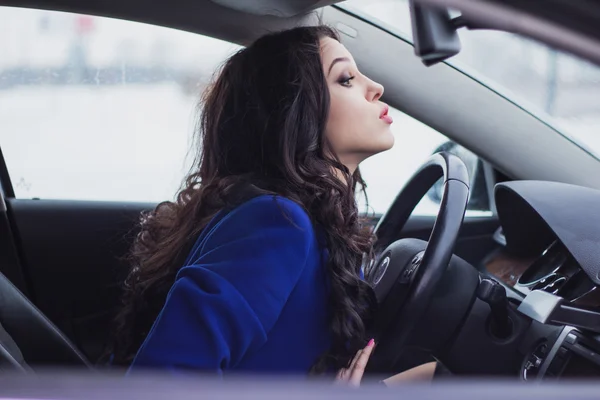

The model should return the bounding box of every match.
[108,25,437,385]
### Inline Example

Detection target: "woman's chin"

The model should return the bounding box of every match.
[376,130,396,152]
[360,140,396,163]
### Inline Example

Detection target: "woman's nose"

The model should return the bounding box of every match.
[369,80,384,102]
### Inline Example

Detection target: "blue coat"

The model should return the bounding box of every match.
[128,195,332,375]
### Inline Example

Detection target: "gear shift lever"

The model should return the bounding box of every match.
[477,278,512,339]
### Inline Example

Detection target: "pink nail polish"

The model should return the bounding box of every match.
[368,338,375,347]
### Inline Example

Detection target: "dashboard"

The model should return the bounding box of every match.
[485,239,600,309]
[482,181,600,381]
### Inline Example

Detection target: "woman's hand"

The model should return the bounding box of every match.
[335,338,438,387]
[335,339,375,387]
[381,361,437,385]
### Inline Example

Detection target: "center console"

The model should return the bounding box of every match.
[526,327,600,380]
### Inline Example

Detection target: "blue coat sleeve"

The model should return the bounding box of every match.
[128,196,315,374]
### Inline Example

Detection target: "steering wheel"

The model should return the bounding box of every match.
[365,152,470,373]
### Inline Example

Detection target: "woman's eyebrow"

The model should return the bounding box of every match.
[327,57,350,76]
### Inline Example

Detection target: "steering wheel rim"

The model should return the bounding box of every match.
[366,152,470,372]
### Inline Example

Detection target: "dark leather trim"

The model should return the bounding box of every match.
[0,321,29,372]
[0,272,91,367]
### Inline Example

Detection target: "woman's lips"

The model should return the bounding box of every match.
[380,105,393,124]
[381,114,393,124]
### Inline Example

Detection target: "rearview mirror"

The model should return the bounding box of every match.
[410,0,462,66]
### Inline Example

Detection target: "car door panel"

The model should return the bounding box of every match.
[4,199,152,361]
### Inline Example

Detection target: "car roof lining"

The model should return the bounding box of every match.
[209,0,340,17]
[0,0,326,45]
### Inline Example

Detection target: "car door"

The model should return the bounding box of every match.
[0,6,500,364]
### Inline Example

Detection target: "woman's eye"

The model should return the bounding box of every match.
[339,75,355,87]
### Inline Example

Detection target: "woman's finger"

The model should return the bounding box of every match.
[336,366,348,382]
[335,339,376,386]
[348,339,375,386]
[346,348,363,373]
[335,348,362,383]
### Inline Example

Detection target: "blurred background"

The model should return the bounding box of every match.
[0,0,599,215]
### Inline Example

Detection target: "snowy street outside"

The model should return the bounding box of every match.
[0,83,448,215]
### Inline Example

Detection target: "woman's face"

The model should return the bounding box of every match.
[320,36,395,173]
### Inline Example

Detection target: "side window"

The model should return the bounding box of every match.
[0,8,491,213]
[0,7,241,202]
[358,107,492,217]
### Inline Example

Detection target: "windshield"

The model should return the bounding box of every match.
[342,0,600,158]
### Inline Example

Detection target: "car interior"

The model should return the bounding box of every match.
[1,0,600,384]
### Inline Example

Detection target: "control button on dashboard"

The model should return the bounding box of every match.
[565,333,578,344]
[522,342,549,380]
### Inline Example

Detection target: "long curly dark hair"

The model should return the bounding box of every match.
[108,25,377,373]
